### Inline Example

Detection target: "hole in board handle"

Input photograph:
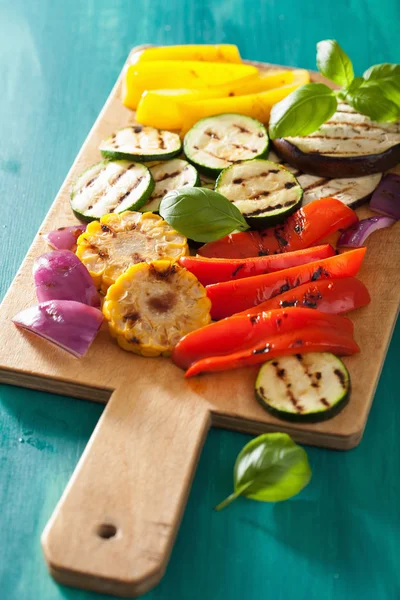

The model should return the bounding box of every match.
[97,523,117,539]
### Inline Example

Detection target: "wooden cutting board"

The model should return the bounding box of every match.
[0,46,399,597]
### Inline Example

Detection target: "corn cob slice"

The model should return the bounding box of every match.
[76,211,188,293]
[103,260,211,356]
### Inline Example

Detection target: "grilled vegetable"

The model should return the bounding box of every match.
[273,102,400,178]
[44,225,86,251]
[12,300,103,358]
[76,211,188,293]
[206,248,366,319]
[185,328,360,377]
[237,277,371,316]
[132,44,242,64]
[179,244,335,286]
[103,260,211,357]
[70,161,154,221]
[172,307,353,370]
[100,126,182,162]
[370,173,400,220]
[338,216,396,247]
[184,114,269,177]
[198,197,358,259]
[255,353,350,422]
[141,159,200,213]
[268,151,382,209]
[215,159,303,228]
[123,61,259,110]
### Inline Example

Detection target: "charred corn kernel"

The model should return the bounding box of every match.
[103,260,211,357]
[132,44,242,64]
[76,211,188,294]
[180,70,311,135]
[122,61,259,110]
[136,70,297,130]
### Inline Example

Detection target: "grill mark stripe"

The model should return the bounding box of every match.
[158,133,166,150]
[302,178,330,192]
[98,172,145,214]
[306,134,386,142]
[155,170,182,183]
[272,362,303,413]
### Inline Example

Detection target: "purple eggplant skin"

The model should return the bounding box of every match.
[33,250,100,307]
[12,300,103,358]
[272,138,400,179]
[370,173,400,220]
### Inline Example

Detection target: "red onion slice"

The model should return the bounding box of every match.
[44,225,86,251]
[33,250,100,307]
[370,173,400,220]
[338,216,396,248]
[12,300,103,358]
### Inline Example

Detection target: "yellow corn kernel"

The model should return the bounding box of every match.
[132,44,242,64]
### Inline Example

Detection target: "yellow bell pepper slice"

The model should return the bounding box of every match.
[132,44,242,64]
[135,70,297,130]
[179,70,311,135]
[122,61,259,110]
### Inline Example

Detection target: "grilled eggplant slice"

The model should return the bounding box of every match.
[100,125,182,161]
[184,113,269,177]
[268,151,382,209]
[103,260,211,357]
[71,160,154,221]
[141,159,200,213]
[255,352,350,422]
[273,103,400,178]
[76,211,188,293]
[215,159,303,228]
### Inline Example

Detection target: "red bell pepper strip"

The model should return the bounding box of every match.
[172,307,354,370]
[185,328,360,377]
[207,248,366,320]
[198,197,358,259]
[237,277,371,316]
[179,244,335,286]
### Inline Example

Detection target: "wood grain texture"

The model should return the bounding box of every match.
[1,2,400,600]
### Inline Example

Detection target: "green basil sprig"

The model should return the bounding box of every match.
[269,40,400,139]
[159,187,249,243]
[215,432,311,511]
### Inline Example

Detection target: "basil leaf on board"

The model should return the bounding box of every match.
[345,83,400,123]
[215,433,311,510]
[159,187,249,243]
[362,63,400,107]
[316,40,354,88]
[269,83,337,139]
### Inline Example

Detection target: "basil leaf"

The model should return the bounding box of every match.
[215,433,311,510]
[269,83,337,139]
[345,83,400,122]
[362,63,400,107]
[159,187,249,243]
[316,40,354,88]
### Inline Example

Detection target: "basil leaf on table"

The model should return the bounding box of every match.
[159,187,249,243]
[345,83,400,122]
[268,83,337,139]
[362,63,400,107]
[316,39,354,88]
[215,432,312,511]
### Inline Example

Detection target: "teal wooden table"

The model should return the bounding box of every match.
[1,1,399,598]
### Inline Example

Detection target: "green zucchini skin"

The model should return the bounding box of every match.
[255,353,350,423]
[184,113,269,177]
[100,147,182,162]
[100,126,182,162]
[215,159,303,229]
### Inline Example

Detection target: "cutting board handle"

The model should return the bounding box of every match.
[41,384,210,597]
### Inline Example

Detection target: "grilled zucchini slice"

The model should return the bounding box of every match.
[184,113,269,177]
[76,211,188,293]
[255,352,350,423]
[141,159,200,213]
[100,125,182,161]
[70,160,154,221]
[215,159,303,228]
[103,260,211,357]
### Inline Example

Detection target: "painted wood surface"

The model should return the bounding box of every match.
[1,1,400,599]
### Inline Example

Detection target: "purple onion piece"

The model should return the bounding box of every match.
[33,250,100,307]
[44,225,86,251]
[338,216,396,248]
[12,300,103,358]
[370,173,400,220]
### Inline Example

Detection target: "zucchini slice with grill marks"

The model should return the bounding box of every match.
[255,352,350,423]
[100,125,182,161]
[215,159,303,228]
[184,113,269,177]
[140,159,200,213]
[70,160,154,221]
